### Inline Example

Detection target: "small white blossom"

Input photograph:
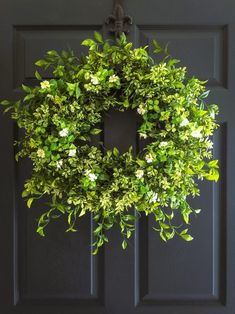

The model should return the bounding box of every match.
[145,153,153,163]
[85,169,97,181]
[137,105,147,115]
[191,129,202,138]
[36,148,45,158]
[109,74,119,83]
[40,80,50,89]
[68,149,76,157]
[135,169,144,179]
[56,160,63,169]
[59,128,69,137]
[150,192,158,203]
[139,133,147,139]
[159,141,168,147]
[180,118,189,127]
[88,173,97,181]
[90,75,99,85]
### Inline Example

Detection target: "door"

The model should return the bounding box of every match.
[0,0,234,313]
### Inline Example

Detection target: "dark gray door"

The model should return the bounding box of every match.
[0,0,234,313]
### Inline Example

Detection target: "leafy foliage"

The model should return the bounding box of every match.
[0,32,219,253]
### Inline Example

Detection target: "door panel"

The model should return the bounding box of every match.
[0,1,234,314]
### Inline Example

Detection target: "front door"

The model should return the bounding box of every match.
[0,0,234,313]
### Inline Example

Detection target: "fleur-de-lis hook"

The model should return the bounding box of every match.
[105,1,132,38]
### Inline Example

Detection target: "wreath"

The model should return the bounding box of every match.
[1,32,219,253]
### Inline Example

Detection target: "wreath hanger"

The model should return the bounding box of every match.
[105,0,132,38]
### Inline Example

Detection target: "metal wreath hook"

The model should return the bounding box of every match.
[105,0,132,38]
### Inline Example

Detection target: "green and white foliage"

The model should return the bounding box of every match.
[1,32,219,253]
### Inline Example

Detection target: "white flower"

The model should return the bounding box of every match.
[90,75,99,85]
[150,192,158,203]
[56,160,63,168]
[139,133,147,139]
[68,149,76,157]
[40,80,50,89]
[180,118,189,127]
[36,148,45,158]
[159,141,168,147]
[88,173,97,181]
[135,169,144,179]
[109,74,119,83]
[145,153,153,163]
[137,105,147,115]
[59,128,69,137]
[85,169,97,181]
[191,129,202,138]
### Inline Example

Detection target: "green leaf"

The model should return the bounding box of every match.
[27,198,34,208]
[79,135,87,141]
[180,228,189,235]
[165,230,175,240]
[206,168,219,182]
[47,50,58,56]
[22,84,31,93]
[37,226,45,237]
[50,143,57,150]
[81,39,96,47]
[90,128,102,135]
[123,99,129,108]
[24,94,35,102]
[127,230,132,239]
[35,59,48,67]
[136,158,145,167]
[66,226,77,232]
[35,70,42,80]
[168,58,180,67]
[79,208,86,217]
[208,160,219,169]
[122,239,127,249]
[22,190,29,198]
[92,247,99,255]
[3,106,13,113]
[119,32,127,44]
[75,84,81,99]
[159,222,170,229]
[94,31,103,43]
[113,147,119,157]
[153,39,161,50]
[160,231,167,242]
[66,82,81,99]
[164,42,170,55]
[125,42,132,50]
[180,234,194,241]
[201,90,210,98]
[106,150,112,158]
[94,224,103,235]
[182,212,189,224]
[0,100,10,106]
[57,204,65,214]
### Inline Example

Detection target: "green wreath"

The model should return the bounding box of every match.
[1,32,219,253]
